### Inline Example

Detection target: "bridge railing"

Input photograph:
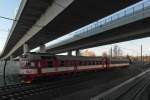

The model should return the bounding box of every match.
[46,0,150,50]
[73,0,150,36]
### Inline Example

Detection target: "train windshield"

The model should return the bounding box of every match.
[19,53,54,68]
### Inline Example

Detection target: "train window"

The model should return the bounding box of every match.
[80,61,83,66]
[71,61,74,66]
[81,61,84,66]
[87,61,90,65]
[72,61,75,66]
[85,61,88,65]
[64,61,67,67]
[74,61,76,66]
[92,61,94,65]
[88,61,90,65]
[26,62,30,66]
[60,63,63,66]
[82,61,85,66]
[60,61,64,66]
[67,61,70,66]
[79,61,81,66]
[68,61,72,67]
[81,61,83,65]
[93,61,95,65]
[77,61,79,66]
[90,61,92,65]
[80,61,84,66]
[84,61,86,65]
[91,61,93,65]
[100,61,102,64]
[97,61,99,65]
[87,61,89,65]
[48,61,52,67]
[65,61,71,67]
[67,61,71,66]
[99,61,101,64]
[20,61,27,68]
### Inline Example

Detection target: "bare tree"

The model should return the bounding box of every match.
[80,50,96,56]
[113,45,123,57]
[113,45,118,57]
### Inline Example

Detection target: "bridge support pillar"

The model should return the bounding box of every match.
[76,49,80,56]
[68,51,72,56]
[39,44,46,53]
[23,43,29,54]
[10,56,13,61]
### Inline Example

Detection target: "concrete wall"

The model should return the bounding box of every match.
[0,60,21,86]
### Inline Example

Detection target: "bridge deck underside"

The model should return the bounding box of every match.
[2,0,140,57]
[48,17,150,53]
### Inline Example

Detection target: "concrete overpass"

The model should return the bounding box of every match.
[45,1,150,54]
[0,0,140,59]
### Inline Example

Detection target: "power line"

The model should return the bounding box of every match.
[0,16,16,21]
[0,15,42,28]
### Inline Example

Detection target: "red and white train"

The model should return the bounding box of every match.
[19,52,130,83]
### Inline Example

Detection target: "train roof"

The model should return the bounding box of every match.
[21,52,128,61]
[55,55,129,61]
[55,55,104,61]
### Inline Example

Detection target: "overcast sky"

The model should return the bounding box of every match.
[0,0,150,57]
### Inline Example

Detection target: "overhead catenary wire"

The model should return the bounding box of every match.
[0,15,16,21]
[111,45,150,61]
[0,15,43,28]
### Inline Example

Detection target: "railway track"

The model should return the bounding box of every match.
[0,72,105,100]
[0,66,147,100]
[116,73,150,100]
[92,69,150,100]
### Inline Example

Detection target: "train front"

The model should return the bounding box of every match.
[19,53,41,83]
